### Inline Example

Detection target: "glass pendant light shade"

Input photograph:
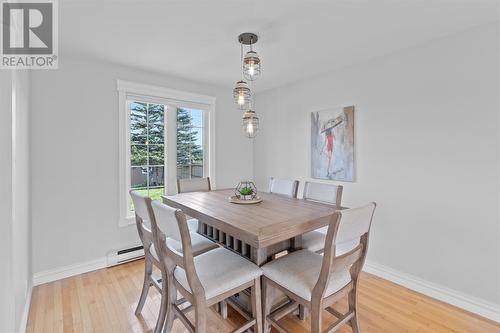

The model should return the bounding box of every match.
[242,110,259,138]
[233,80,251,108]
[243,50,261,81]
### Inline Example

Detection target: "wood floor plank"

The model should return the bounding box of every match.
[26,260,500,333]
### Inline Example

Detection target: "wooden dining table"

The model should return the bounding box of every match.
[162,188,342,266]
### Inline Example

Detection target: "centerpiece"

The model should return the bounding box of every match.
[229,181,263,204]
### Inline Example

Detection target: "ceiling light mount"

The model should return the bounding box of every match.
[238,33,258,45]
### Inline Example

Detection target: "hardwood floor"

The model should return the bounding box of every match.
[26,259,500,333]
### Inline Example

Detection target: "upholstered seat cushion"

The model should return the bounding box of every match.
[151,232,217,260]
[262,250,351,301]
[174,247,262,300]
[302,227,329,253]
[187,218,199,232]
[302,227,360,255]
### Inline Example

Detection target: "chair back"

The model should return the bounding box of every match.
[268,177,299,198]
[177,177,211,193]
[303,181,343,206]
[129,190,155,259]
[313,203,376,299]
[149,201,205,297]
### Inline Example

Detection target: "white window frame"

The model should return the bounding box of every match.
[117,79,216,227]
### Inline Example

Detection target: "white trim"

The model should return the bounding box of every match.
[364,260,500,323]
[117,80,216,106]
[33,257,107,286]
[18,283,32,333]
[117,79,216,226]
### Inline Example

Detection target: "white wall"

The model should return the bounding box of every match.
[31,56,253,273]
[0,70,15,333]
[0,70,32,332]
[254,23,499,305]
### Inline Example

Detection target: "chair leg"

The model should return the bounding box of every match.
[298,304,309,320]
[135,257,153,315]
[348,288,360,333]
[310,300,322,333]
[262,278,272,333]
[163,276,176,333]
[154,270,168,333]
[194,300,207,333]
[251,278,263,333]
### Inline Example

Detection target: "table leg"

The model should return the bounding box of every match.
[250,247,269,266]
[290,235,302,251]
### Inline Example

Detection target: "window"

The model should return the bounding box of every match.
[130,102,165,203]
[118,80,216,226]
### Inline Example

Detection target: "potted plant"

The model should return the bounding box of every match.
[238,186,254,200]
[234,181,258,200]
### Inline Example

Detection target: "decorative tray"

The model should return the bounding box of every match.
[228,196,263,204]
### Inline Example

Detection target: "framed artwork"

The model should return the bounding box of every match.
[311,106,355,181]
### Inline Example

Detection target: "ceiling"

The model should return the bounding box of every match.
[60,0,499,92]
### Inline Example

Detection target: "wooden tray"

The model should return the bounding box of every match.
[228,196,263,204]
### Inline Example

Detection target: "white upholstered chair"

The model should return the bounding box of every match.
[268,177,299,198]
[262,203,376,333]
[177,177,211,193]
[177,177,212,231]
[129,191,217,333]
[301,182,344,253]
[150,201,264,333]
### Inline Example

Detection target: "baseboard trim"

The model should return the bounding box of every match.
[364,261,500,323]
[18,282,32,333]
[33,257,107,286]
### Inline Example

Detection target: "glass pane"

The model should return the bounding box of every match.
[131,145,148,166]
[177,108,193,129]
[192,164,203,178]
[177,108,192,168]
[148,166,165,188]
[148,103,164,144]
[131,167,148,188]
[130,102,147,144]
[191,109,203,128]
[147,187,164,202]
[191,127,203,175]
[148,144,164,165]
[177,165,190,180]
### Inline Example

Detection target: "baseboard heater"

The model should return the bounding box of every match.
[107,245,145,267]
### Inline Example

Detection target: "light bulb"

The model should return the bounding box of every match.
[246,122,254,134]
[248,66,255,76]
[238,94,245,105]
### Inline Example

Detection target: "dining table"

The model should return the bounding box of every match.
[162,188,343,265]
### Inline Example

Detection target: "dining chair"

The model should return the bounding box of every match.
[301,182,344,253]
[129,191,218,333]
[261,202,376,333]
[177,177,211,193]
[268,177,299,198]
[150,200,264,333]
[177,177,211,232]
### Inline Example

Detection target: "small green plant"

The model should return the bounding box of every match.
[239,186,254,196]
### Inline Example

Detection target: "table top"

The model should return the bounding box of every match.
[162,189,341,249]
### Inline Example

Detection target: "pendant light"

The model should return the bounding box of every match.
[242,109,259,138]
[242,37,261,81]
[233,80,251,109]
[234,32,262,138]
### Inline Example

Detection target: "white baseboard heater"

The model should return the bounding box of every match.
[107,245,145,267]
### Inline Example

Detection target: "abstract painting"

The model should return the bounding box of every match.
[311,106,355,181]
